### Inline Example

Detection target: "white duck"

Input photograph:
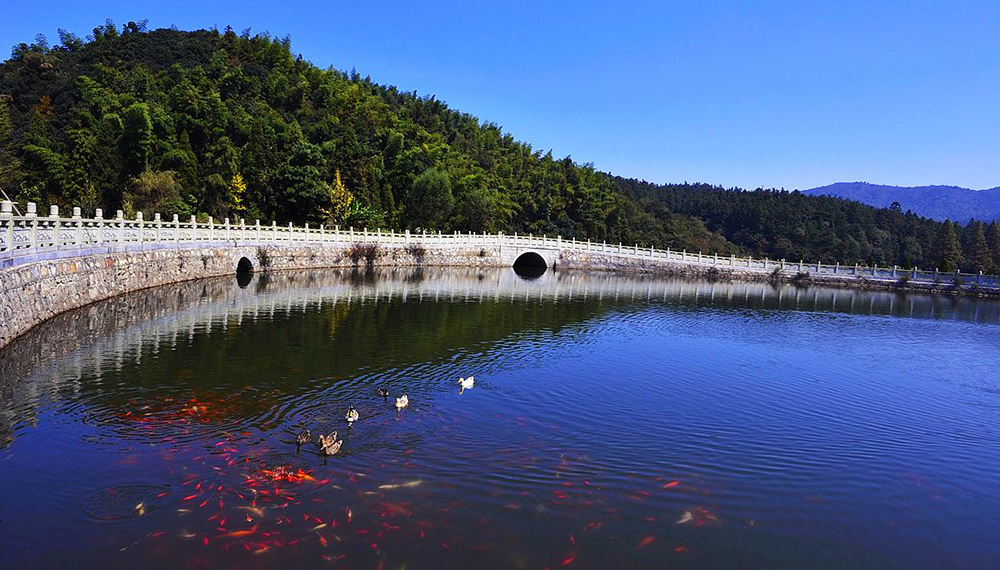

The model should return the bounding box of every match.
[458,376,475,392]
[395,395,409,409]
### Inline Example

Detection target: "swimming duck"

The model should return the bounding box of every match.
[395,395,409,409]
[317,431,342,456]
[377,387,390,400]
[458,376,475,391]
[296,429,311,447]
[345,406,360,424]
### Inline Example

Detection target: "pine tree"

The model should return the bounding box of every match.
[965,221,992,274]
[935,220,964,272]
[986,222,1000,274]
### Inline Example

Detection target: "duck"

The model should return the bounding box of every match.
[377,387,390,400]
[345,406,360,424]
[458,376,475,391]
[296,429,311,448]
[317,431,342,456]
[395,395,409,410]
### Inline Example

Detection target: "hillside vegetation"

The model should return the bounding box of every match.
[2,22,999,273]
[804,182,1000,224]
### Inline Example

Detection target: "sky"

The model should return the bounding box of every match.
[3,0,1000,190]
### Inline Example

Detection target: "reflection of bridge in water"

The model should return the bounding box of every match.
[5,267,1000,388]
[2,267,999,448]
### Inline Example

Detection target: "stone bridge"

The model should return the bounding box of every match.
[1,199,997,348]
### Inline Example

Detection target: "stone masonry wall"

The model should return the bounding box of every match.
[0,243,504,349]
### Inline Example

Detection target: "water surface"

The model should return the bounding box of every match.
[2,268,999,568]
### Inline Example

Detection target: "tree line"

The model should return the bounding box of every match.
[1,22,998,273]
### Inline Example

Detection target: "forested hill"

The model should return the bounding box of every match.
[2,22,999,273]
[803,182,1000,224]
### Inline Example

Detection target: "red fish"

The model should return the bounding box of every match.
[637,536,655,549]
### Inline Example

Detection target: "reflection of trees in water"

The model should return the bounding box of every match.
[2,267,1000,448]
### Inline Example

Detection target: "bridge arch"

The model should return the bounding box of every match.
[236,257,254,274]
[513,251,547,269]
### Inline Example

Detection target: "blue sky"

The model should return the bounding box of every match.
[4,0,999,190]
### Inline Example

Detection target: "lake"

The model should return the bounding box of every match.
[1,267,999,568]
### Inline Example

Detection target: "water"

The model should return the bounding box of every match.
[2,267,1000,568]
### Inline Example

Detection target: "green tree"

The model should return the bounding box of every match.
[120,103,154,176]
[965,221,993,274]
[123,169,182,217]
[987,222,1000,274]
[935,220,964,272]
[272,141,331,224]
[0,97,21,193]
[406,167,453,230]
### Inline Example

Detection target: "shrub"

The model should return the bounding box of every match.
[348,242,380,266]
[256,246,272,269]
[791,271,812,285]
[405,243,426,262]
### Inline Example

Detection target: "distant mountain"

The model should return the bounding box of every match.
[802,182,1000,223]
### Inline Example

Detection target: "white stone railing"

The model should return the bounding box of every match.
[2,200,998,287]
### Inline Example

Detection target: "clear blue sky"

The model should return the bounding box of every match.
[4,0,1000,190]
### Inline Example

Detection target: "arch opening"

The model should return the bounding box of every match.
[236,257,254,288]
[513,251,547,269]
[513,251,548,280]
[236,257,254,274]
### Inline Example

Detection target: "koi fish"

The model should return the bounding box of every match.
[378,480,423,490]
[224,524,258,538]
[676,511,693,525]
[637,536,655,549]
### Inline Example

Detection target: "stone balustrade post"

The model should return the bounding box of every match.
[95,208,104,245]
[208,217,215,242]
[272,221,278,242]
[0,200,10,253]
[714,253,718,265]
[618,242,622,254]
[73,207,82,246]
[730,254,735,266]
[24,203,38,250]
[835,262,839,274]
[116,209,124,244]
[256,220,261,242]
[136,212,144,245]
[50,205,59,249]
[154,213,161,243]
[799,259,804,273]
[224,218,231,241]
[748,256,752,268]
[173,214,180,244]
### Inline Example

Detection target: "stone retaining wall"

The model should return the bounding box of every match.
[2,241,998,350]
[0,243,506,349]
